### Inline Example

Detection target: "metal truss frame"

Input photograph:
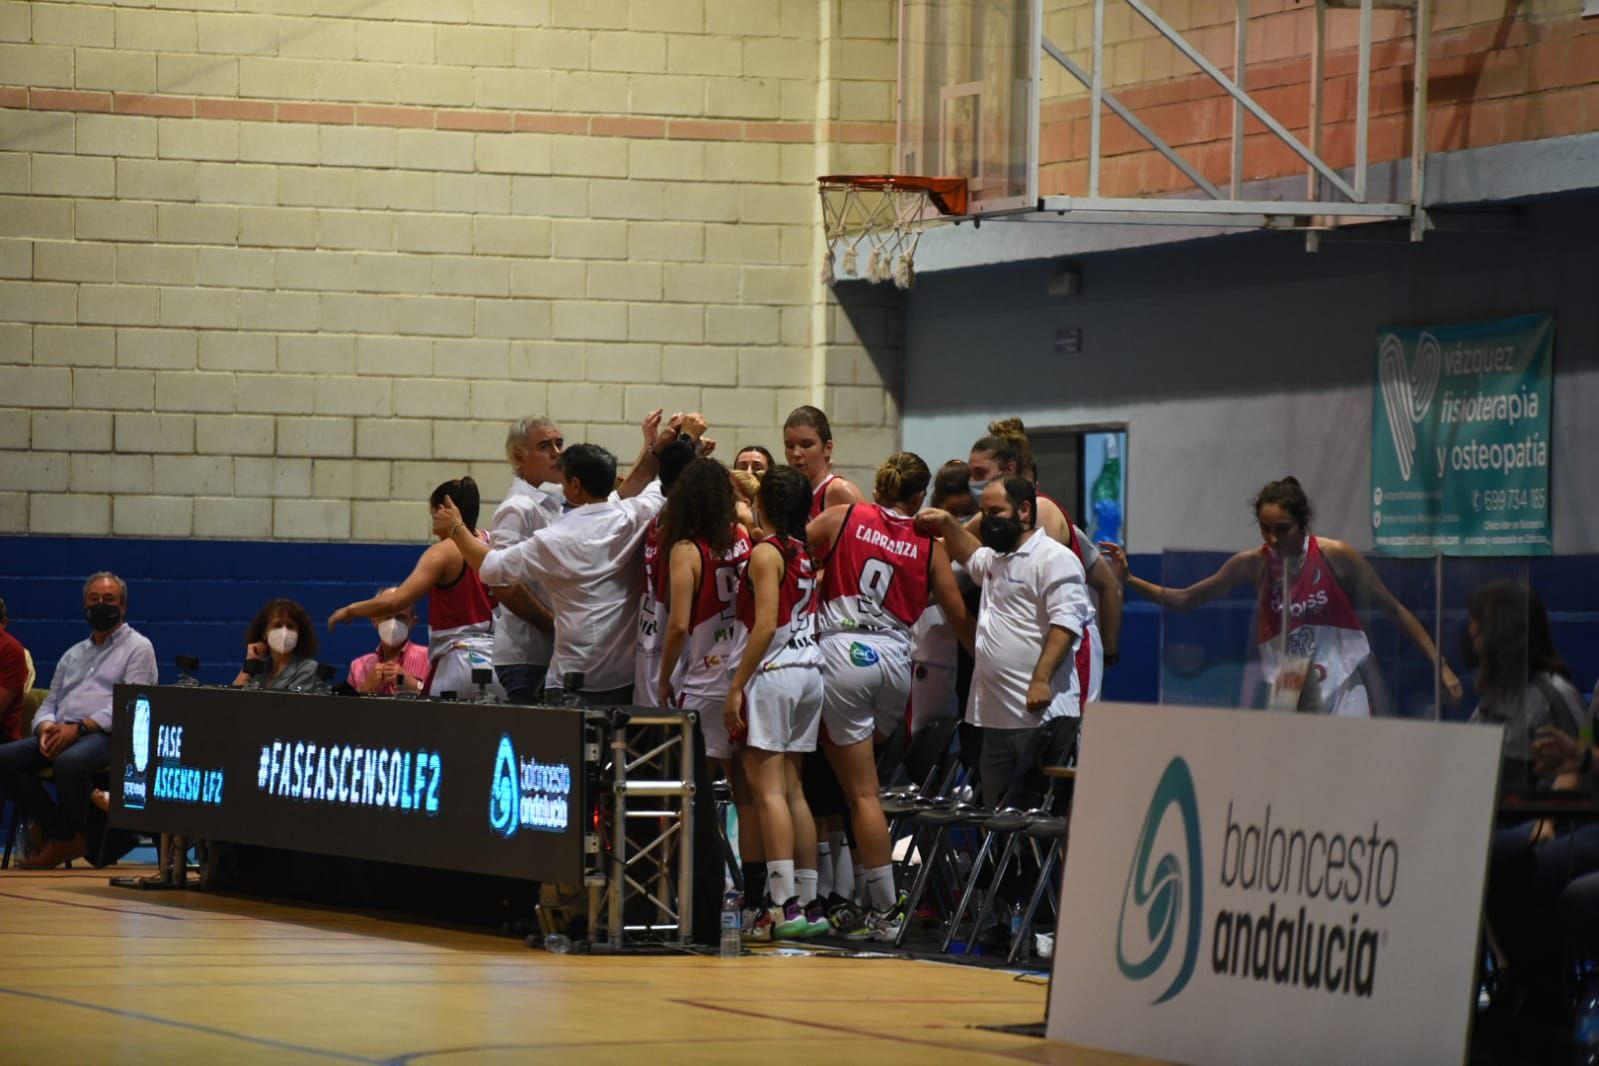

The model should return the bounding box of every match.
[585,708,698,952]
[1017,0,1429,240]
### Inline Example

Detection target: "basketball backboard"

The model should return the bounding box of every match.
[898,0,1040,214]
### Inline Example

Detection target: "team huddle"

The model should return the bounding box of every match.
[331,405,1116,943]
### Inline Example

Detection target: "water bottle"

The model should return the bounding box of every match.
[543,933,572,954]
[1009,900,1023,941]
[1576,970,1599,1063]
[720,890,742,958]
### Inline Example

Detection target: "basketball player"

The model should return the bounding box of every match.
[724,466,827,940]
[1101,475,1463,714]
[808,452,974,941]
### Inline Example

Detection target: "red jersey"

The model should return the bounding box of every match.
[1256,535,1372,711]
[736,534,820,671]
[810,473,840,519]
[671,526,753,700]
[637,516,667,655]
[430,540,495,634]
[816,504,931,640]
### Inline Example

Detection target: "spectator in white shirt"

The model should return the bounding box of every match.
[918,477,1091,807]
[436,412,697,704]
[490,415,565,703]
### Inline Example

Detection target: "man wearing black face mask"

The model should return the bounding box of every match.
[0,571,157,869]
[918,477,1091,807]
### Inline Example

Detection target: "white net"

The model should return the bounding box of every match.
[818,180,941,290]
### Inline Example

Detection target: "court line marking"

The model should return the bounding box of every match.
[669,998,1043,1062]
[0,890,188,920]
[0,985,379,1063]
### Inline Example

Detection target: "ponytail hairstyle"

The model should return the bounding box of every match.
[758,466,812,543]
[874,451,932,510]
[660,458,736,557]
[972,416,1033,477]
[430,476,480,533]
[1252,475,1312,530]
[783,405,833,444]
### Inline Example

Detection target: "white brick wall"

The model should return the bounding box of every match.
[1,0,905,540]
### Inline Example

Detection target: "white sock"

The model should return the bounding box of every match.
[816,841,833,892]
[767,859,796,905]
[795,868,819,906]
[855,865,869,907]
[831,835,853,898]
[866,864,896,912]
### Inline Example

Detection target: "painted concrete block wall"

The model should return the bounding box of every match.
[0,0,905,539]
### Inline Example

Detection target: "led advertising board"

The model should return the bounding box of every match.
[110,685,588,883]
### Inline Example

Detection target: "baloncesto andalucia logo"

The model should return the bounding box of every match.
[1118,756,1397,1004]
[1117,757,1204,1004]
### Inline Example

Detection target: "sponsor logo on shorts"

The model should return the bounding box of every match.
[848,642,880,667]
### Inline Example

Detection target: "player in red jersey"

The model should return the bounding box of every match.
[656,459,761,929]
[807,452,974,941]
[1102,475,1463,711]
[783,405,864,519]
[724,466,828,941]
[633,438,700,707]
[330,477,504,699]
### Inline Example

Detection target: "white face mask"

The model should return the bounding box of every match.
[266,625,299,655]
[968,478,990,505]
[377,618,409,648]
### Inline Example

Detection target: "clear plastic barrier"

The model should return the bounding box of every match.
[898,0,1037,210]
[1155,550,1559,725]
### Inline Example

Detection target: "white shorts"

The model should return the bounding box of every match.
[633,649,663,708]
[910,660,959,736]
[676,691,734,761]
[819,632,912,747]
[743,667,823,754]
[428,639,506,701]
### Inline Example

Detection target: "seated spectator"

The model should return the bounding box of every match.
[233,598,322,692]
[1466,581,1584,796]
[0,597,27,741]
[347,593,429,696]
[0,572,157,869]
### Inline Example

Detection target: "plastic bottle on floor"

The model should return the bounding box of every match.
[720,890,743,958]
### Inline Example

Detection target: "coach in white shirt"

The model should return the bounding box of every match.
[919,476,1091,807]
[489,416,565,702]
[439,412,694,705]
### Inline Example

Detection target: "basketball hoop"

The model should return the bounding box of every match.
[817,175,967,289]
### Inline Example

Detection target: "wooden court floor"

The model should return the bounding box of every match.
[0,865,1159,1065]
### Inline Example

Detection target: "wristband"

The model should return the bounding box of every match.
[451,521,465,536]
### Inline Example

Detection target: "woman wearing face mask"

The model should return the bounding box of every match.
[347,591,429,696]
[783,406,864,519]
[233,598,322,691]
[1100,475,1463,714]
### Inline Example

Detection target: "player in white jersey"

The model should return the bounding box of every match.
[1101,476,1463,711]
